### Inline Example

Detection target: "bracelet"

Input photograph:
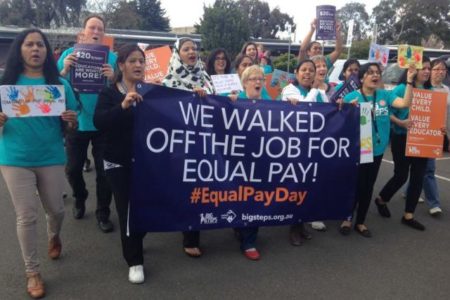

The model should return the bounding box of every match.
[407,81,413,85]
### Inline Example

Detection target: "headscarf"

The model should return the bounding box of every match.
[162,38,215,94]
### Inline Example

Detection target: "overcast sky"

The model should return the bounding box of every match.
[160,0,379,42]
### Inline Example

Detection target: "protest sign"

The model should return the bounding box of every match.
[265,69,296,100]
[129,84,360,232]
[71,43,109,93]
[316,5,336,40]
[211,74,243,94]
[329,74,361,103]
[359,102,374,163]
[144,46,171,84]
[102,35,115,51]
[406,89,447,158]
[368,43,390,67]
[398,45,423,69]
[0,85,65,117]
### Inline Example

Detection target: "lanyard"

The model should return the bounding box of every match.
[361,90,381,144]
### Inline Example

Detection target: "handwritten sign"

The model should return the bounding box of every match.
[398,45,423,69]
[359,102,374,163]
[211,74,243,94]
[71,43,109,93]
[0,85,65,117]
[406,89,447,158]
[368,43,390,67]
[316,5,336,40]
[144,46,171,84]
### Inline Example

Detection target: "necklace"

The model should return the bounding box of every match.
[118,81,128,95]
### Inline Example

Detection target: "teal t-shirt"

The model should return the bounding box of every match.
[335,82,344,92]
[344,89,396,156]
[0,75,78,167]
[238,90,272,100]
[57,47,117,131]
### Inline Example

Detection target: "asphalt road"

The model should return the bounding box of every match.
[1,151,449,299]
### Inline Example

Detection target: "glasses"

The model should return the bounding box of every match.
[215,56,226,61]
[366,70,381,76]
[247,77,265,82]
[432,68,447,72]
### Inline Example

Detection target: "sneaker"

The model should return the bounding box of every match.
[128,265,145,284]
[401,217,425,231]
[243,248,260,261]
[310,221,327,231]
[429,207,442,216]
[418,197,425,203]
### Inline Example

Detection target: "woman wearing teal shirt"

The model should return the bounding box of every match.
[340,63,416,237]
[0,29,78,298]
[374,57,432,231]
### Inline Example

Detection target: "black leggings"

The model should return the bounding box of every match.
[378,134,427,213]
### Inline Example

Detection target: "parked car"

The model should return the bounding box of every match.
[327,59,368,85]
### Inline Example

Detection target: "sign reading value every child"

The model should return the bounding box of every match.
[71,43,109,93]
[129,84,360,232]
[406,89,447,158]
[0,85,65,117]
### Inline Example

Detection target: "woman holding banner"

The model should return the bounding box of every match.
[0,28,78,298]
[94,44,147,284]
[162,38,215,257]
[340,63,417,237]
[374,58,432,231]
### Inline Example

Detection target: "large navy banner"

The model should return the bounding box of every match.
[130,84,360,232]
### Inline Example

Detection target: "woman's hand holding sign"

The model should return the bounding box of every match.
[121,92,143,110]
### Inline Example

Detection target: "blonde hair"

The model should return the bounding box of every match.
[241,65,264,85]
[310,55,327,66]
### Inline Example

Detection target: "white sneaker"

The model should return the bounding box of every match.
[418,197,425,203]
[128,265,145,284]
[429,207,442,216]
[310,221,326,231]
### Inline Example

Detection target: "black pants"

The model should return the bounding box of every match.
[106,166,146,266]
[378,134,427,213]
[353,155,383,225]
[183,231,200,248]
[65,130,112,222]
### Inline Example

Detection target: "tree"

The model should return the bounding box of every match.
[135,0,170,31]
[371,0,450,47]
[237,0,295,38]
[272,53,297,72]
[196,0,251,57]
[107,1,143,30]
[348,39,371,59]
[336,3,370,42]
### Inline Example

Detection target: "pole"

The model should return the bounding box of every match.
[287,24,292,73]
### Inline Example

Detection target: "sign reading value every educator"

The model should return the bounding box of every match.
[70,43,109,93]
[406,89,447,158]
[130,84,360,232]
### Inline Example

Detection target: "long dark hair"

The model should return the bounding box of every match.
[398,55,432,89]
[113,43,145,84]
[293,59,316,87]
[234,54,255,70]
[1,28,60,85]
[339,58,360,80]
[206,48,231,75]
[240,42,259,63]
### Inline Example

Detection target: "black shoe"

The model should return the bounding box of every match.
[339,225,352,236]
[72,204,85,219]
[98,220,114,233]
[375,198,391,218]
[401,217,425,231]
[354,225,372,238]
[299,223,312,240]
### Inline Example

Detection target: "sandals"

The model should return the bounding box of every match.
[354,224,372,238]
[183,247,202,258]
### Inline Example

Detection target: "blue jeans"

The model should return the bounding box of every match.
[423,159,440,208]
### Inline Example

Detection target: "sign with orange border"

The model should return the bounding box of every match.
[144,46,171,84]
[406,89,447,158]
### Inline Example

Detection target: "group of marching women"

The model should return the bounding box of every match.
[0,14,448,299]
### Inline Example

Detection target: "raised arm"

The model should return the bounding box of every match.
[327,21,343,65]
[298,19,316,61]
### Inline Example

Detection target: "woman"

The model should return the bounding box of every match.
[340,63,416,237]
[206,48,231,76]
[374,58,431,231]
[0,28,78,298]
[335,58,361,91]
[234,54,255,78]
[94,44,147,284]
[281,59,327,103]
[162,38,215,257]
[240,42,259,64]
[58,15,116,232]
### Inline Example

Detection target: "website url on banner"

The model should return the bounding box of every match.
[189,186,308,207]
[241,213,294,223]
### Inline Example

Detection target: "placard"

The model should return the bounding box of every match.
[211,74,243,94]
[359,102,374,163]
[398,45,423,69]
[316,5,336,40]
[368,43,390,67]
[144,46,171,84]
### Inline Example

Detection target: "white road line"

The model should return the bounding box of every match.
[382,159,450,182]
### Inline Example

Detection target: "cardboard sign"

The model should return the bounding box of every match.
[359,102,374,164]
[71,43,109,93]
[0,85,65,117]
[368,43,390,67]
[265,69,296,99]
[316,5,336,40]
[406,89,447,158]
[211,74,243,94]
[398,45,423,69]
[144,46,171,84]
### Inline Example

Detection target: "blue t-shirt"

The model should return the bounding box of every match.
[0,75,78,167]
[57,47,117,131]
[344,89,396,156]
